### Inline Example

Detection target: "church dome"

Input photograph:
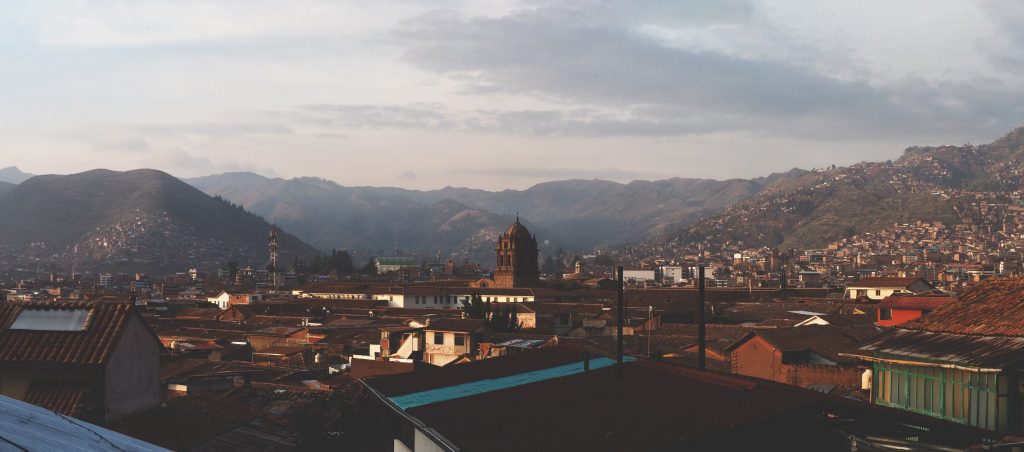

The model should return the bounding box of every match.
[504,217,533,241]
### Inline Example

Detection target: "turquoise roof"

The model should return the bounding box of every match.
[389,356,635,410]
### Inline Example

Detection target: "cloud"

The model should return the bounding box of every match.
[389,3,1024,141]
[295,104,456,130]
[91,136,151,153]
[398,170,418,181]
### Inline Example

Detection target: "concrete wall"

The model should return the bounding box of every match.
[103,314,161,422]
[847,287,904,300]
[786,365,863,387]
[413,429,448,452]
[424,330,472,366]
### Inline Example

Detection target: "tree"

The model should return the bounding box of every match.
[541,255,556,274]
[359,257,377,275]
[330,250,354,277]
[226,261,239,282]
[594,253,614,267]
[488,304,519,332]
[460,294,487,319]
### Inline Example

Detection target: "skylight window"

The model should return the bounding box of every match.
[9,308,89,331]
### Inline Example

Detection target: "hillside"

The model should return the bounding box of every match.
[187,170,806,254]
[185,173,516,260]
[672,125,1024,250]
[0,169,319,273]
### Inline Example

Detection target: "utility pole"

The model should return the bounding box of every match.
[698,263,706,371]
[617,265,624,379]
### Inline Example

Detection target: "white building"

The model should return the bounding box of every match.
[845,276,933,300]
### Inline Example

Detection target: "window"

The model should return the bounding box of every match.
[875,290,882,296]
[454,335,465,346]
[856,289,868,297]
[433,332,444,344]
[10,308,89,331]
[880,308,893,320]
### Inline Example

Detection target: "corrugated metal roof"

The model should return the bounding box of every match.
[0,395,169,452]
[859,329,1024,369]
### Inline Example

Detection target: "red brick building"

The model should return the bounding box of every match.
[728,325,876,388]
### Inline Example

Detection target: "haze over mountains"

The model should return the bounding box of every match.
[186,170,807,257]
[0,166,33,185]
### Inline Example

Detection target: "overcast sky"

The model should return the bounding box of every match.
[2,0,1024,190]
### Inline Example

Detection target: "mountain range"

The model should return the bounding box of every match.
[4,123,1024,273]
[185,170,807,258]
[0,169,318,273]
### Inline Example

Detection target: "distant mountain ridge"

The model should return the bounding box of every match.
[0,166,33,184]
[186,169,807,256]
[0,169,318,273]
[671,125,1024,250]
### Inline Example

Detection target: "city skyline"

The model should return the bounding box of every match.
[3,1,1024,190]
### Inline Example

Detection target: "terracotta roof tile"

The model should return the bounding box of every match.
[0,302,137,366]
[879,295,954,311]
[900,278,1024,336]
[22,380,92,417]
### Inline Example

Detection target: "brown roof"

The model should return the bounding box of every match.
[623,288,831,310]
[879,295,954,311]
[174,308,222,320]
[900,278,1024,336]
[22,380,92,417]
[366,348,835,451]
[732,325,880,363]
[0,302,143,366]
[848,276,927,288]
[423,318,486,333]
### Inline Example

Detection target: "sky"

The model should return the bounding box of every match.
[2,0,1024,190]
